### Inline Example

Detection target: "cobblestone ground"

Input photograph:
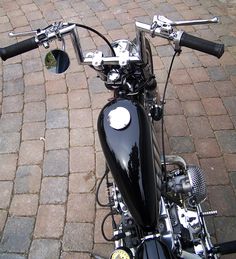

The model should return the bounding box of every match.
[0,0,236,258]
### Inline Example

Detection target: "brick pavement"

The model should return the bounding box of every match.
[0,0,236,258]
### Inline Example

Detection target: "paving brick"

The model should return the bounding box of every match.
[187,67,209,83]
[102,19,121,31]
[29,239,60,259]
[24,102,45,123]
[207,66,228,81]
[67,193,95,222]
[9,194,38,216]
[93,244,114,259]
[21,3,38,13]
[3,64,23,81]
[25,10,43,21]
[195,138,221,158]
[156,45,175,58]
[230,171,236,190]
[231,115,236,128]
[68,89,90,109]
[88,77,107,94]
[194,82,219,98]
[0,254,26,259]
[70,127,94,147]
[24,85,45,103]
[69,172,95,193]
[0,113,22,132]
[60,252,90,259]
[46,109,68,129]
[215,130,236,153]
[45,128,69,151]
[40,177,67,204]
[214,80,236,97]
[70,146,95,173]
[91,92,112,110]
[198,54,221,67]
[179,53,201,68]
[175,85,199,101]
[63,223,93,252]
[43,149,68,176]
[200,157,229,185]
[0,154,17,181]
[11,15,28,28]
[46,79,67,95]
[14,165,41,194]
[2,95,23,113]
[169,136,195,154]
[34,205,65,238]
[95,151,106,179]
[66,72,87,90]
[24,72,44,87]
[220,51,236,66]
[22,122,45,140]
[208,185,236,217]
[18,140,44,165]
[209,115,233,130]
[46,93,68,110]
[202,97,227,115]
[0,216,34,253]
[0,132,20,154]
[222,96,236,116]
[182,101,206,116]
[171,69,192,85]
[3,79,24,97]
[164,99,183,115]
[187,116,214,138]
[164,115,189,137]
[0,210,7,233]
[95,130,102,152]
[214,217,236,243]
[224,154,236,172]
[70,109,93,128]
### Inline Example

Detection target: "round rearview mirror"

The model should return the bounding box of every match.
[45,49,70,74]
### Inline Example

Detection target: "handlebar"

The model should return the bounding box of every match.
[0,17,225,63]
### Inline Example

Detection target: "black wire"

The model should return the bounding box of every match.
[101,211,117,242]
[161,51,178,185]
[96,164,110,207]
[69,23,116,57]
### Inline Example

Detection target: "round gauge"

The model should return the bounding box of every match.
[110,248,131,259]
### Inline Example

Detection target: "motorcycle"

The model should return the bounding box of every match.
[1,14,236,259]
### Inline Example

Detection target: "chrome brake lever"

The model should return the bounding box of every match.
[9,30,38,37]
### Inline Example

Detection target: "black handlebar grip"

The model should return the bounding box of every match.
[179,32,224,58]
[0,37,38,61]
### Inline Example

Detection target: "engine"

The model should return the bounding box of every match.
[106,155,216,259]
[158,156,216,258]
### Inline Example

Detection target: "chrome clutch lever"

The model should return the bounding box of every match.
[170,16,219,26]
[155,15,219,27]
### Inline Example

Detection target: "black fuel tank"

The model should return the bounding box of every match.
[98,98,160,231]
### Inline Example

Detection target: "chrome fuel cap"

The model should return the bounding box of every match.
[108,107,131,130]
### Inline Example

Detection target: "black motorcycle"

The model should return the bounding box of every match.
[1,14,236,259]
